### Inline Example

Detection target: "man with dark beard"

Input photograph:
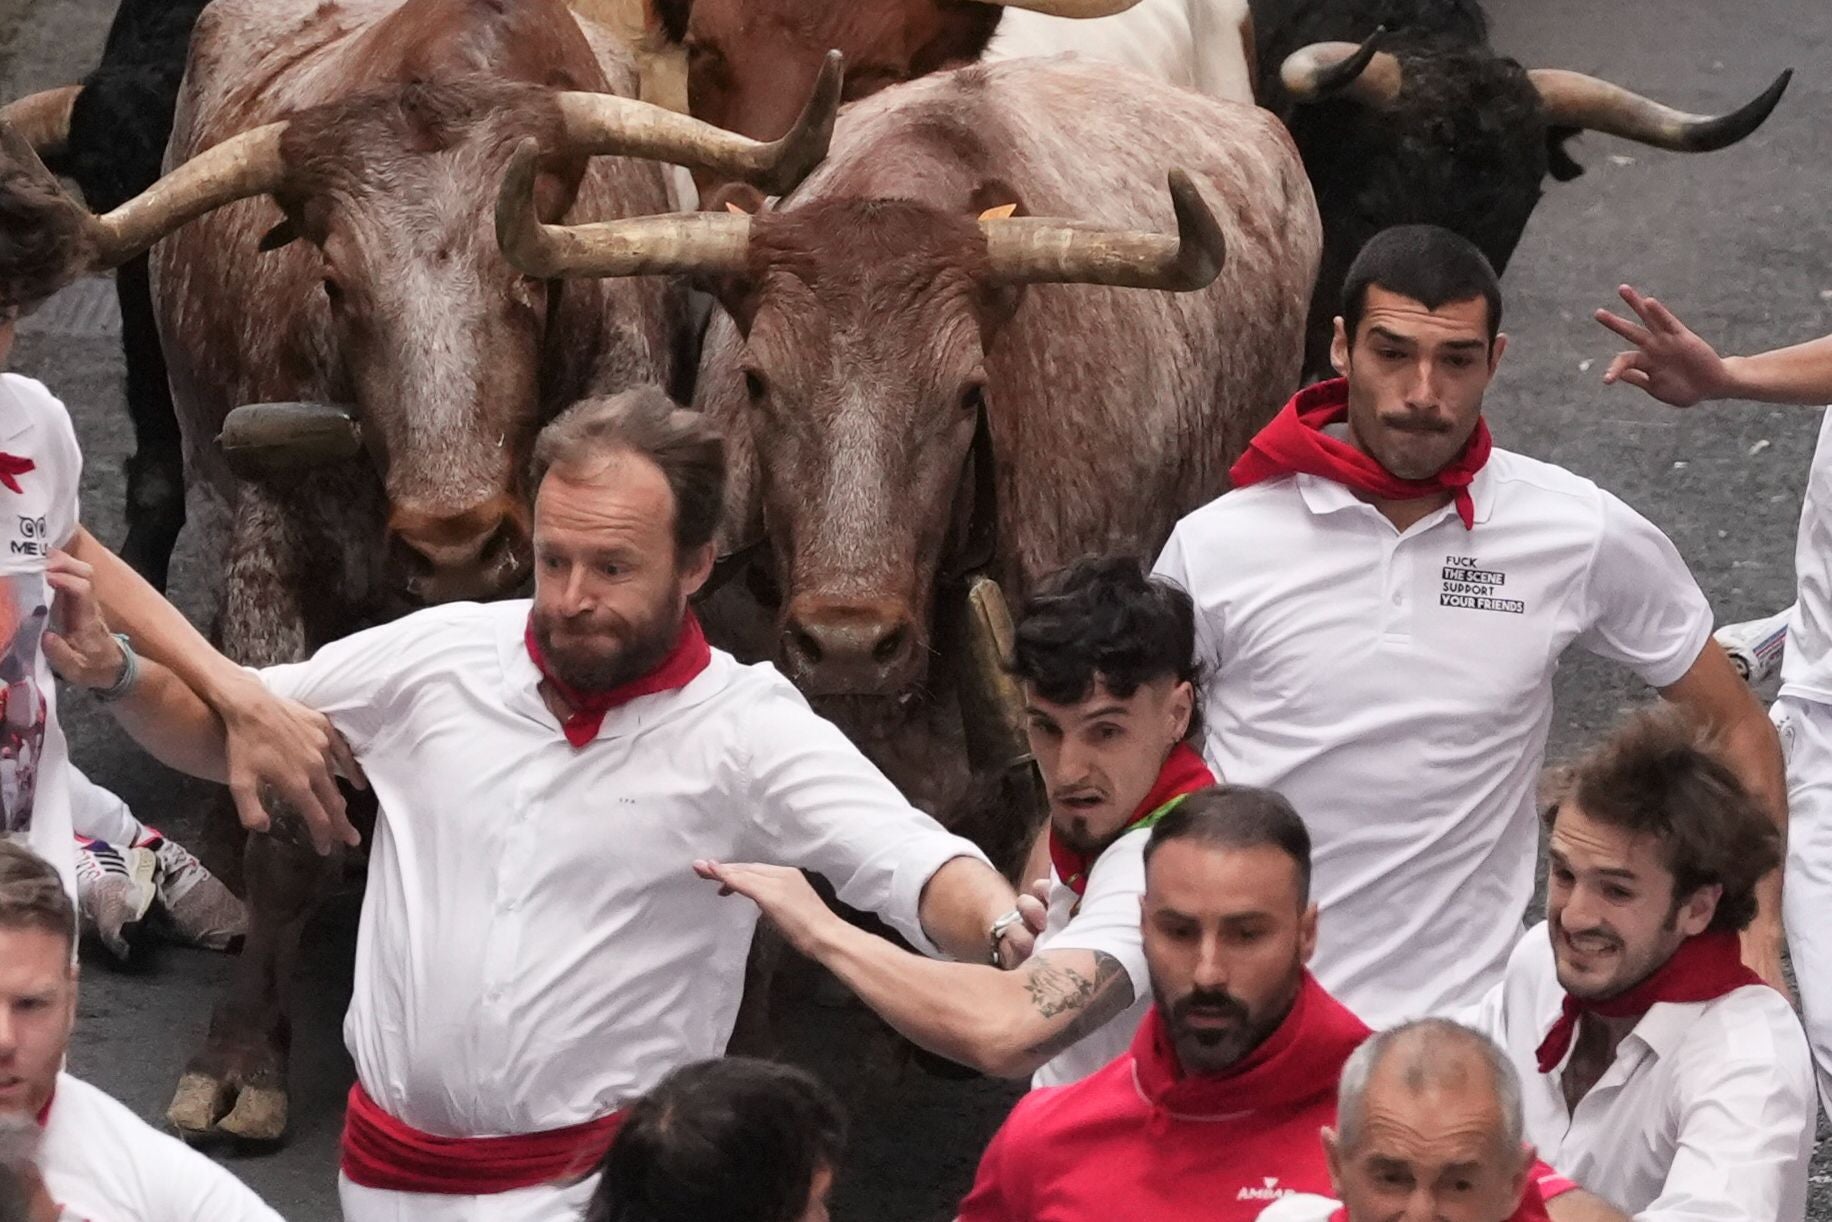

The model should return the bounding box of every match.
[46,387,1027,1222]
[698,556,1212,1086]
[953,788,1593,1222]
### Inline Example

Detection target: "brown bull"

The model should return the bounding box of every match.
[0,0,837,1142]
[500,56,1321,861]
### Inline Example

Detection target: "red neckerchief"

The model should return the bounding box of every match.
[1535,929,1765,1073]
[0,453,34,494]
[1049,743,1214,896]
[34,1089,52,1127]
[1228,379,1493,529]
[1131,971,1371,1119]
[523,611,712,748]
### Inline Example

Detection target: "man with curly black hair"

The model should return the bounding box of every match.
[700,554,1215,1087]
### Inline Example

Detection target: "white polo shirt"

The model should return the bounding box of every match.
[0,374,81,901]
[39,1072,283,1221]
[258,600,989,1138]
[1257,1196,1339,1221]
[1029,827,1153,1088]
[985,0,1256,104]
[1781,408,1832,704]
[1466,923,1815,1220]
[1153,450,1712,1025]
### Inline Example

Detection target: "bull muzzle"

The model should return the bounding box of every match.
[217,401,365,480]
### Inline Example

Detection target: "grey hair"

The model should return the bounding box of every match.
[1336,1018,1523,1155]
[531,387,727,557]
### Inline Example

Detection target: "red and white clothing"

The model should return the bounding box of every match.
[1466,922,1816,1220]
[1153,448,1712,1025]
[959,974,1561,1222]
[256,599,990,1221]
[36,1072,282,1221]
[0,374,81,901]
[986,0,1256,104]
[1032,745,1214,1088]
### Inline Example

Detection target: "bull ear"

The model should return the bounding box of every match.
[909,7,1003,77]
[258,216,301,251]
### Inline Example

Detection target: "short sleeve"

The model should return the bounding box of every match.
[1152,525,1223,674]
[1574,491,1712,689]
[152,1147,286,1222]
[44,390,81,549]
[741,677,991,956]
[256,614,433,753]
[1037,833,1149,1001]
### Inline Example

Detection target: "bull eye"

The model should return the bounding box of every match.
[960,384,986,415]
[743,369,767,403]
[322,278,344,307]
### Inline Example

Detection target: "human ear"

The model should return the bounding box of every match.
[1330,317,1350,375]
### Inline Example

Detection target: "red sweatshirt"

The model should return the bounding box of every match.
[958,974,1559,1222]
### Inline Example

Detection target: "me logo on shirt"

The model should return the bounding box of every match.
[1439,554,1525,615]
[1237,1177,1292,1202]
[10,516,47,558]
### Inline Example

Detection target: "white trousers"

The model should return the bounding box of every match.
[338,1171,598,1222]
[1771,694,1832,1117]
[67,764,147,846]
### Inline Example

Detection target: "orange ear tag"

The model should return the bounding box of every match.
[978,203,1018,221]
[725,201,750,215]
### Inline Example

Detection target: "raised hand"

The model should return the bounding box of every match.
[1594,284,1731,408]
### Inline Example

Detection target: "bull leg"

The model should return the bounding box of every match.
[168,478,354,1144]
[115,255,186,592]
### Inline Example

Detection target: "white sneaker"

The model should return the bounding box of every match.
[143,830,246,952]
[74,839,158,962]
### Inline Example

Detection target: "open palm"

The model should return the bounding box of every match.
[1595,284,1729,408]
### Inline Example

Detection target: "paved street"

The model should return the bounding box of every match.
[0,0,1828,1217]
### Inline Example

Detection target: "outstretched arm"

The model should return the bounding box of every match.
[1596,285,1832,406]
[63,529,363,852]
[698,861,1130,1079]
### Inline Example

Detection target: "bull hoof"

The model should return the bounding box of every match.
[215,1084,289,1143]
[167,1072,233,1136]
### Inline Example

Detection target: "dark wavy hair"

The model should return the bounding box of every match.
[586,1058,845,1222]
[0,160,85,314]
[1546,707,1780,933]
[1008,554,1202,741]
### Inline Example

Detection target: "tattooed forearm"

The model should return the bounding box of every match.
[1021,952,1135,1063]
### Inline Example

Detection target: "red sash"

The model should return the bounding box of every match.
[1535,929,1765,1072]
[0,453,33,495]
[340,1082,626,1195]
[1229,379,1492,529]
[524,611,712,748]
[1048,743,1214,896]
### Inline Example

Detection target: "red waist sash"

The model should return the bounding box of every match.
[340,1081,626,1195]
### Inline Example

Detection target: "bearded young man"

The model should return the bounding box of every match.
[1152,224,1786,1027]
[0,841,281,1220]
[699,555,1211,1086]
[951,787,1600,1222]
[1467,709,1816,1219]
[48,387,1027,1222]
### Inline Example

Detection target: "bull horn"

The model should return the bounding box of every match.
[218,401,365,479]
[555,49,842,196]
[981,169,1225,291]
[0,117,288,275]
[1528,67,1791,153]
[976,0,1141,16]
[1280,32,1403,108]
[0,86,80,160]
[496,137,752,279]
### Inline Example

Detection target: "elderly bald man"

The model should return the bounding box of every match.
[1259,1019,1627,1222]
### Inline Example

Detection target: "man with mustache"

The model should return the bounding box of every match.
[1466,708,1815,1218]
[47,387,1027,1222]
[950,787,1600,1221]
[1153,224,1786,1027]
[698,555,1210,1086]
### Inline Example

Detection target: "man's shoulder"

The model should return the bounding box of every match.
[47,1073,192,1161]
[996,1052,1143,1147]
[1484,448,1609,515]
[1673,980,1814,1073]
[0,372,69,424]
[1172,478,1304,537]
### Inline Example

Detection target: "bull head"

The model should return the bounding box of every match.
[1282,32,1792,154]
[497,153,1224,698]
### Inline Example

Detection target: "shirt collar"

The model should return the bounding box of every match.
[1293,459,1497,529]
[0,377,38,448]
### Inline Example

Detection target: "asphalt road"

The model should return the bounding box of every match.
[1,0,1829,1218]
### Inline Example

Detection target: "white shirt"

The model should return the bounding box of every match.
[1029,827,1153,1088]
[1466,923,1816,1221]
[39,1072,282,1221]
[1781,408,1832,704]
[1153,451,1712,1025]
[1257,1196,1338,1221]
[259,600,988,1138]
[0,375,81,901]
[985,0,1256,104]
